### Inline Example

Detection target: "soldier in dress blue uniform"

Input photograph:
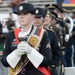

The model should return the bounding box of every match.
[71,12,75,66]
[33,7,61,75]
[1,3,52,75]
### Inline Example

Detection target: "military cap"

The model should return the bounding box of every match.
[35,7,45,18]
[14,3,35,14]
[51,11,58,20]
[45,8,51,14]
[45,4,60,11]
[45,8,51,16]
[59,8,65,13]
[58,6,65,13]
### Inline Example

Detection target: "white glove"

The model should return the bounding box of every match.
[15,49,25,56]
[16,41,32,56]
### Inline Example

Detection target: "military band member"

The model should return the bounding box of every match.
[1,3,51,75]
[56,9,71,68]
[63,18,73,67]
[61,2,75,68]
[45,4,66,74]
[71,12,75,66]
[46,10,63,75]
[49,11,63,47]
[33,7,61,75]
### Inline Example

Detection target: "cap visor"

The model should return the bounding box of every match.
[35,15,43,18]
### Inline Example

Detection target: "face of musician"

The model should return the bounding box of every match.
[33,7,45,27]
[17,12,34,27]
[14,3,35,28]
[43,14,51,26]
[33,17,44,27]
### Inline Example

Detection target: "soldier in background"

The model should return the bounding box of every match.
[49,11,63,47]
[45,4,60,14]
[45,3,72,74]
[48,11,63,75]
[45,3,66,47]
[71,12,75,66]
[64,18,73,67]
[33,7,61,75]
[56,8,70,67]
[43,8,52,28]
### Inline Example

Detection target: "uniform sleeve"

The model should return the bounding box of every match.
[39,30,52,66]
[50,31,61,66]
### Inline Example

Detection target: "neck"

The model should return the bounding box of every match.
[21,22,32,32]
[38,24,43,28]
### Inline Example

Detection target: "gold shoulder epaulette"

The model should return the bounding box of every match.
[44,26,55,32]
[47,27,55,32]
